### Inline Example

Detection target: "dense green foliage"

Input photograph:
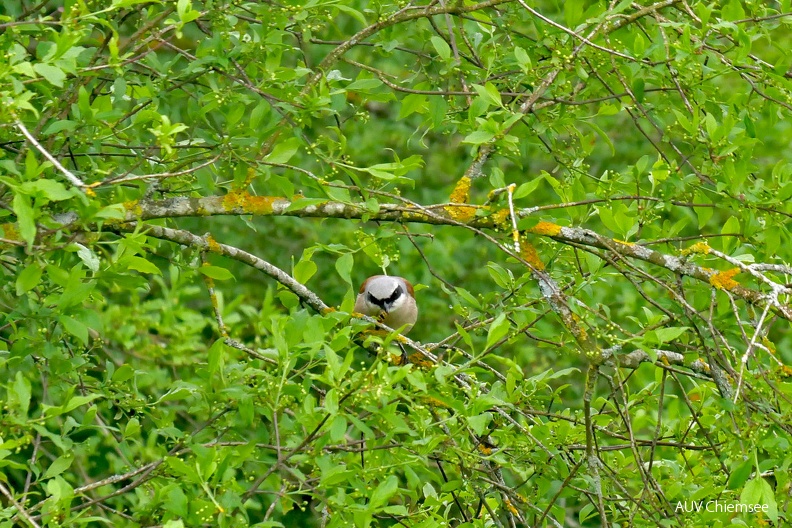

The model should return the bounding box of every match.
[1,0,792,526]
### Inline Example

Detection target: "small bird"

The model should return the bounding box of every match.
[354,275,418,335]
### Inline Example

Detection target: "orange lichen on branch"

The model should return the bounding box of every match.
[709,268,740,290]
[519,237,545,270]
[682,241,711,255]
[529,221,562,236]
[222,190,279,215]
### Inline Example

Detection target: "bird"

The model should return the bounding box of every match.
[354,275,418,335]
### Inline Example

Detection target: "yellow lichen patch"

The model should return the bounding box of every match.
[222,190,278,215]
[0,223,20,241]
[614,239,635,246]
[401,209,429,222]
[779,365,792,378]
[519,238,545,271]
[321,307,336,315]
[85,187,96,197]
[491,208,510,228]
[390,352,408,365]
[504,498,519,515]
[444,204,477,222]
[408,354,435,368]
[242,166,257,187]
[529,221,562,236]
[477,444,493,455]
[449,176,472,203]
[709,268,740,290]
[422,396,449,408]
[692,358,711,373]
[202,266,216,290]
[221,190,246,210]
[761,337,776,355]
[205,234,222,253]
[682,241,711,255]
[123,200,142,217]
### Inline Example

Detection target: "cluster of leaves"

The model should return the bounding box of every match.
[1,0,792,527]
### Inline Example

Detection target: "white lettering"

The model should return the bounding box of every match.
[677,500,769,515]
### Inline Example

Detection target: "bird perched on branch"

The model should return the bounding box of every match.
[354,275,418,335]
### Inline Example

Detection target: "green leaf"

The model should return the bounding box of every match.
[33,63,66,87]
[513,178,542,200]
[347,78,383,92]
[43,453,75,479]
[472,83,502,107]
[462,131,496,145]
[199,265,234,281]
[59,315,89,345]
[265,138,300,164]
[651,327,688,344]
[727,459,753,490]
[64,394,102,413]
[75,244,100,273]
[430,36,451,60]
[485,313,510,350]
[16,263,43,295]
[739,477,778,523]
[721,216,741,253]
[370,475,399,509]
[324,388,339,415]
[21,179,72,201]
[294,258,317,284]
[564,0,584,27]
[207,339,225,376]
[329,415,347,442]
[13,193,36,246]
[335,253,354,285]
[514,46,532,70]
[721,0,745,21]
[398,93,427,119]
[124,417,141,439]
[95,204,126,219]
[46,394,102,417]
[335,4,367,25]
[467,413,491,435]
[126,256,162,275]
[14,372,31,416]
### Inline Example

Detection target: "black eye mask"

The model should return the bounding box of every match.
[367,285,404,311]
